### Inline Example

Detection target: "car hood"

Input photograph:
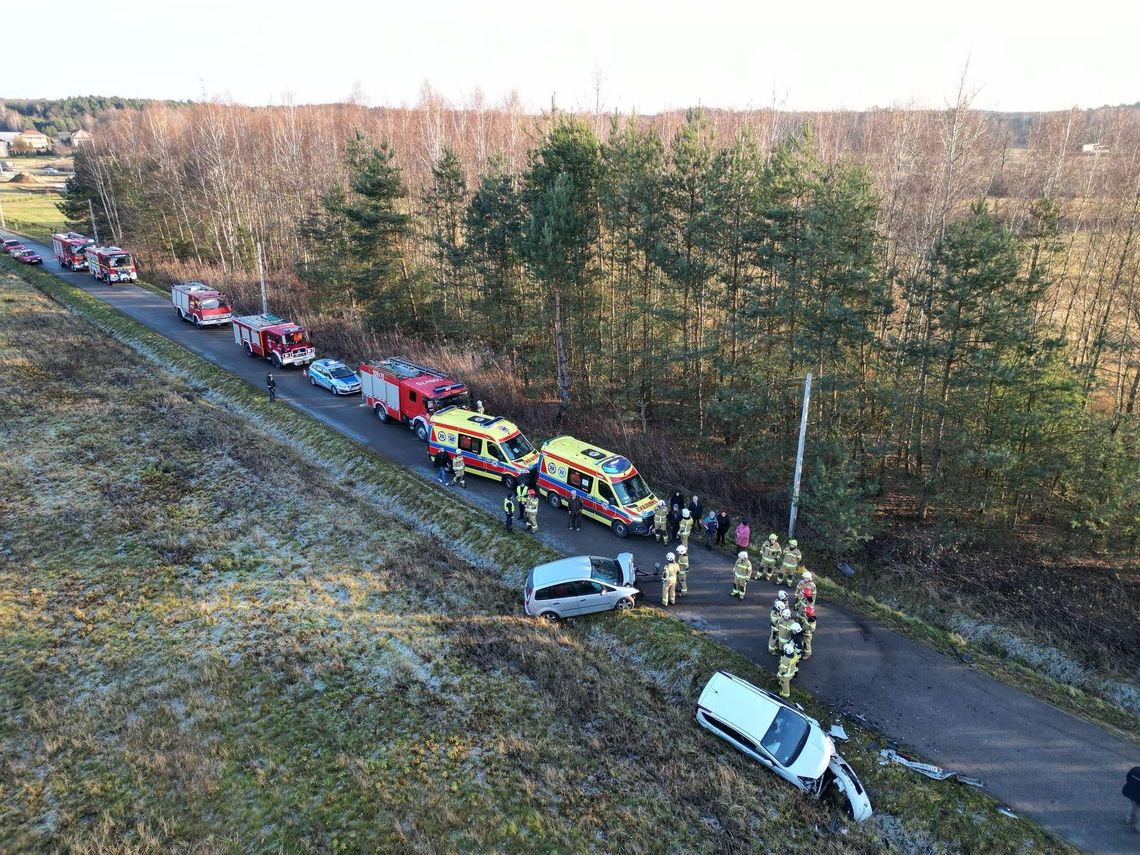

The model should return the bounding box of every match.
[616,552,636,586]
[786,726,833,781]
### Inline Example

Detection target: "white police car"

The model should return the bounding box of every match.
[308,359,362,395]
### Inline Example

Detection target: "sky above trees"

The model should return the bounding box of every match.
[6,0,1139,112]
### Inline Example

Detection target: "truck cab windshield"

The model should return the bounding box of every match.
[109,255,132,268]
[501,433,534,460]
[283,331,309,347]
[436,391,471,410]
[612,472,651,506]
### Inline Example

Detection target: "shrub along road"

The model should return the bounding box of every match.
[6,231,1136,854]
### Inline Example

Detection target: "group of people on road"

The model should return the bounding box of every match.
[502,481,540,533]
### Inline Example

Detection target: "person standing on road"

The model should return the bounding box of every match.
[777,641,798,698]
[676,544,689,595]
[796,571,816,609]
[516,481,528,521]
[266,372,277,402]
[476,400,485,414]
[667,501,682,544]
[759,533,781,582]
[731,550,752,600]
[568,492,583,530]
[434,449,451,485]
[800,605,817,660]
[451,451,466,488]
[686,495,704,523]
[703,511,717,551]
[653,499,668,542]
[715,508,729,546]
[678,509,693,549]
[661,552,679,607]
[768,592,788,654]
[524,489,540,532]
[777,538,802,586]
[735,519,751,552]
[503,495,516,533]
[1123,766,1140,833]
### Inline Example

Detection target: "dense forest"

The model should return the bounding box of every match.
[56,93,1140,567]
[0,97,183,136]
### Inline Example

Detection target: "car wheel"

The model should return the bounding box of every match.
[375,405,389,423]
[539,611,560,624]
[310,374,317,386]
[415,422,428,442]
[614,597,635,613]
[245,343,255,357]
[502,474,518,491]
[271,354,282,369]
[193,314,202,327]
[612,519,629,538]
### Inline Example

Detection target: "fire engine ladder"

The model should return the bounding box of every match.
[382,357,449,380]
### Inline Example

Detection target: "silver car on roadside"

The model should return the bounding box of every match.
[524,553,640,622]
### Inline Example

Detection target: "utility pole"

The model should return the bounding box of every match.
[788,372,812,540]
[88,199,100,245]
[256,241,267,314]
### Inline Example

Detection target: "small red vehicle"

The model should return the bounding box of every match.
[232,313,315,368]
[13,249,42,265]
[172,281,232,327]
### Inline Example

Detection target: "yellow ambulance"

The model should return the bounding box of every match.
[536,435,659,537]
[427,407,539,490]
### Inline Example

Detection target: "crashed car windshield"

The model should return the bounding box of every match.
[760,707,811,767]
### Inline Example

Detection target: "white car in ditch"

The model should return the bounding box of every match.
[696,671,872,822]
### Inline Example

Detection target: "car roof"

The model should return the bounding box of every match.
[313,358,345,369]
[530,555,628,588]
[697,671,783,742]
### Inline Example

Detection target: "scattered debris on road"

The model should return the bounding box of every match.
[829,723,850,741]
[879,748,988,789]
[996,806,1018,818]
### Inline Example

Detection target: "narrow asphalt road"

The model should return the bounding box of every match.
[7,232,1138,854]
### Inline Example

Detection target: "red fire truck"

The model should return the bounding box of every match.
[51,232,94,270]
[84,245,137,283]
[360,357,471,441]
[232,313,315,368]
[172,281,233,327]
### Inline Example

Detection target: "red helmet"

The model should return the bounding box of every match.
[528,488,536,496]
[802,588,813,598]
[805,605,816,618]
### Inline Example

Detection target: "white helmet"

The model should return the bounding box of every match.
[783,642,796,656]
[682,508,691,518]
[801,571,813,582]
[781,608,792,619]
[738,550,748,559]
[790,622,802,633]
[777,590,788,601]
[657,498,666,508]
[666,552,676,561]
[476,399,483,407]
[677,545,687,555]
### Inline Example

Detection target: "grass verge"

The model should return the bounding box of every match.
[0,259,1079,853]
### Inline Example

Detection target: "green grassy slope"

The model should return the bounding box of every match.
[0,265,1076,854]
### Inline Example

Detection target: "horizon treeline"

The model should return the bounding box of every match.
[58,93,1140,557]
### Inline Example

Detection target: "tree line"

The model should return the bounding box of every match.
[58,95,1140,557]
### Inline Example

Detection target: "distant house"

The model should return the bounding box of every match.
[1081,142,1110,155]
[0,132,16,158]
[0,139,8,158]
[64,129,93,147]
[10,129,51,153]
